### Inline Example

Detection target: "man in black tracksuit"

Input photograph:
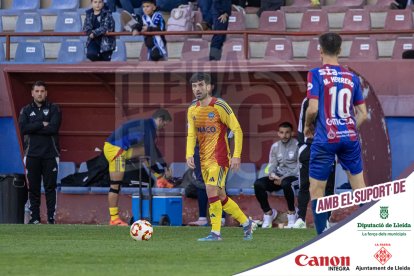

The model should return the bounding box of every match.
[19,81,62,224]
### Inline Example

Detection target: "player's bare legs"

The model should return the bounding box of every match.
[108,146,144,226]
[346,171,366,190]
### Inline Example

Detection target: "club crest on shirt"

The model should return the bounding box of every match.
[43,109,49,116]
[208,112,215,120]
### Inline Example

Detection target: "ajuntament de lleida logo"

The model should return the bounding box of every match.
[380,206,389,219]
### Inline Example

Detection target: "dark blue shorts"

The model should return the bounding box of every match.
[309,141,363,181]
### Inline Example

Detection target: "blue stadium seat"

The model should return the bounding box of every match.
[226,163,257,195]
[55,11,82,32]
[14,42,45,63]
[57,40,86,63]
[57,162,76,184]
[111,39,127,61]
[12,0,40,10]
[78,162,88,173]
[47,0,79,10]
[15,12,43,33]
[13,12,42,42]
[170,162,188,178]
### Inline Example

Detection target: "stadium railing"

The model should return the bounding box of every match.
[1,29,414,61]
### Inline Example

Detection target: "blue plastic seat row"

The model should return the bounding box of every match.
[1,39,128,63]
[0,0,78,15]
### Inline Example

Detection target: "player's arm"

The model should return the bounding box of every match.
[355,103,368,129]
[216,101,243,171]
[267,143,279,180]
[304,99,318,138]
[353,77,368,129]
[304,71,319,138]
[18,107,44,135]
[36,104,62,135]
[186,107,196,169]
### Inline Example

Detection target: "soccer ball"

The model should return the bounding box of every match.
[130,220,153,241]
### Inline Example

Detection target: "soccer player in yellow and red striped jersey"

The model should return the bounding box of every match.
[186,73,254,241]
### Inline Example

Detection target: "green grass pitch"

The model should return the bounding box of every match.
[0,225,315,276]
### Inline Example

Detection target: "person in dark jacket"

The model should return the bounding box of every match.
[210,0,232,61]
[104,108,172,226]
[19,81,62,224]
[83,0,116,61]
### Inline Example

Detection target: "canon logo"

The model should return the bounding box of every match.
[295,254,350,267]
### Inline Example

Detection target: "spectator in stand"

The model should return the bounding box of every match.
[19,81,62,224]
[253,122,299,228]
[211,0,232,60]
[132,0,168,61]
[196,0,213,31]
[196,0,232,60]
[84,0,116,61]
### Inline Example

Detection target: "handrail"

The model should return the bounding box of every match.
[1,29,413,61]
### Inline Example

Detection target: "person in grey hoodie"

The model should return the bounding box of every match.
[254,121,299,228]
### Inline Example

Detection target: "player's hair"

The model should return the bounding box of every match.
[189,72,211,85]
[318,32,342,56]
[152,108,172,121]
[32,80,47,90]
[279,121,293,130]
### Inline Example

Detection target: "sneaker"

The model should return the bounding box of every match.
[198,232,222,241]
[261,209,277,228]
[109,218,128,226]
[284,213,299,229]
[243,219,254,240]
[47,218,55,224]
[120,10,138,32]
[188,218,208,226]
[292,218,306,229]
[28,218,41,224]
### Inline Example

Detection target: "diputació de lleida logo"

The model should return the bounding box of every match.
[380,206,389,219]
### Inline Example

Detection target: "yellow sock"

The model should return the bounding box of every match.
[109,207,119,220]
[222,197,248,225]
[208,197,222,234]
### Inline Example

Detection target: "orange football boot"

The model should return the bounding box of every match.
[109,218,128,226]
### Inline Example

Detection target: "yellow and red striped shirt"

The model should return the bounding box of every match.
[186,97,243,168]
